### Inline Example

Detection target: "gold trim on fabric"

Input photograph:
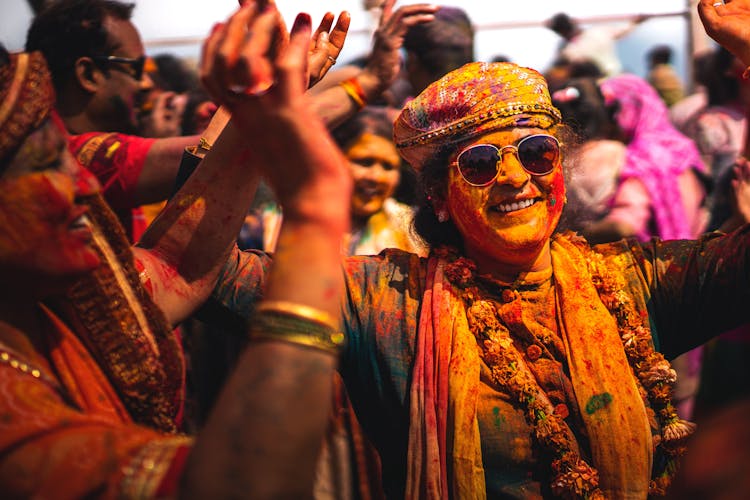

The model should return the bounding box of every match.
[89,221,159,356]
[0,53,28,127]
[74,133,117,166]
[58,194,183,432]
[0,339,57,388]
[119,436,193,499]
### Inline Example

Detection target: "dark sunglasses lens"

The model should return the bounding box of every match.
[458,145,499,185]
[518,135,559,175]
[133,57,145,80]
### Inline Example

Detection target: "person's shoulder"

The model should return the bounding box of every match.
[344,247,427,281]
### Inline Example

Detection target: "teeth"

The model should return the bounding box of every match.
[495,198,535,213]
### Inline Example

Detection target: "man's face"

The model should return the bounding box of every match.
[0,118,101,298]
[89,17,154,134]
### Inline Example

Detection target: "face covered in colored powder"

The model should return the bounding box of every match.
[346,132,402,221]
[0,118,101,296]
[445,126,565,274]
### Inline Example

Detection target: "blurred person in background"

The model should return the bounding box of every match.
[546,11,647,78]
[646,45,685,108]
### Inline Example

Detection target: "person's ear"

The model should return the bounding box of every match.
[74,57,103,94]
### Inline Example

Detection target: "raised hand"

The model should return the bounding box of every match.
[238,0,350,88]
[307,11,351,88]
[362,0,439,93]
[698,0,750,66]
[199,3,350,218]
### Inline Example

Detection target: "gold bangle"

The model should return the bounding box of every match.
[339,77,367,109]
[250,301,345,355]
[198,137,212,151]
[256,300,339,329]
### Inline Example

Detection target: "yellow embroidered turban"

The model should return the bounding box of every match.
[0,51,56,167]
[393,62,562,171]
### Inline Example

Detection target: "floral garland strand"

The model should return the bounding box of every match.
[442,250,605,500]
[440,235,695,498]
[578,238,695,496]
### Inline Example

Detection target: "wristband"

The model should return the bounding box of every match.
[340,77,367,109]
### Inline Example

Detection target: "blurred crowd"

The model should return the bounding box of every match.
[3,0,750,497]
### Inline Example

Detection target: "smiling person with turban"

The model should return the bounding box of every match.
[210,46,750,500]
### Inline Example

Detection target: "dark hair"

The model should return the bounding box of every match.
[331,106,394,149]
[332,106,418,205]
[0,44,9,68]
[648,45,673,66]
[547,13,577,37]
[704,46,740,106]
[552,77,618,141]
[568,61,603,79]
[403,6,474,80]
[25,0,135,92]
[412,143,465,249]
[179,88,212,135]
[152,54,199,94]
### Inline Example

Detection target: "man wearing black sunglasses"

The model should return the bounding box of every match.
[25,0,203,242]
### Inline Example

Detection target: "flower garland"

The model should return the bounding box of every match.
[439,235,695,499]
[578,236,695,496]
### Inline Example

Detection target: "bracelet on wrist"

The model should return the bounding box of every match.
[339,77,367,110]
[249,301,345,356]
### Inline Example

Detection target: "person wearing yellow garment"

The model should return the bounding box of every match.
[208,4,750,496]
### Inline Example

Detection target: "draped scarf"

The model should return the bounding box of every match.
[406,235,653,498]
[48,194,184,433]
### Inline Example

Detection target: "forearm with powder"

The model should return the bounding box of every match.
[134,116,259,325]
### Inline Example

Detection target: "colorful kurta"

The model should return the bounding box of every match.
[211,227,750,498]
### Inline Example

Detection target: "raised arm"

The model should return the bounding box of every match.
[180,4,352,498]
[310,0,439,127]
[700,0,750,231]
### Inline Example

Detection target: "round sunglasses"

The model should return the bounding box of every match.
[453,134,561,186]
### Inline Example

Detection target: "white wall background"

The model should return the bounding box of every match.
[1,0,710,82]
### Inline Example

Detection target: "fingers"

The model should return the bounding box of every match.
[202,3,288,105]
[380,0,396,24]
[200,4,258,103]
[200,22,228,103]
[277,13,313,100]
[237,7,284,95]
[377,4,439,43]
[306,11,351,88]
[328,11,351,53]
[312,12,335,47]
[219,4,259,91]
[698,0,722,30]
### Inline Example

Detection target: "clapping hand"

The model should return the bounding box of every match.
[237,0,350,88]
[200,2,351,218]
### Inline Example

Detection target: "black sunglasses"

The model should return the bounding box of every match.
[454,134,561,186]
[92,55,149,81]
